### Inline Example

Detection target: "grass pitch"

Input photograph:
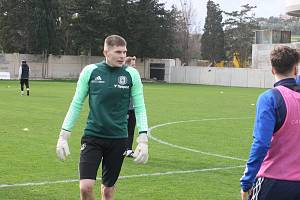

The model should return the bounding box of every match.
[0,80,265,200]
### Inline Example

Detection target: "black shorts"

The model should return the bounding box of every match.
[79,135,127,187]
[250,177,300,200]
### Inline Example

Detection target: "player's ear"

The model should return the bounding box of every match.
[294,64,298,76]
[103,50,108,57]
[271,67,275,75]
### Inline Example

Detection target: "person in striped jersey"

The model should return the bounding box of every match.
[240,46,300,200]
[56,35,149,200]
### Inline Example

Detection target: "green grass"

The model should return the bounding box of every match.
[291,35,300,42]
[0,80,265,200]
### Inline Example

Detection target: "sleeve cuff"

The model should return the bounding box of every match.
[139,131,148,134]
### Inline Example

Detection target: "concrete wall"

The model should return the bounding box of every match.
[0,53,147,79]
[168,66,275,88]
[252,43,300,69]
[0,53,277,88]
[135,58,147,79]
[144,58,175,81]
[48,55,102,79]
[0,53,21,78]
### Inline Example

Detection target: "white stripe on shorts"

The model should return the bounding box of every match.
[251,177,264,200]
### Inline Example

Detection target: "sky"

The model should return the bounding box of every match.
[160,0,286,32]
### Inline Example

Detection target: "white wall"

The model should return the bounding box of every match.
[252,43,300,69]
[47,55,101,79]
[0,53,276,88]
[0,53,149,79]
[168,66,275,88]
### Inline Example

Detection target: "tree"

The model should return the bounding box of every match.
[161,6,182,58]
[223,4,258,67]
[175,0,193,64]
[201,0,225,65]
[0,0,181,58]
[0,0,31,53]
[0,0,61,54]
[63,0,110,55]
[32,0,61,55]
[127,0,179,58]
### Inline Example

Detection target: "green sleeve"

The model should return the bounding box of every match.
[61,64,97,131]
[126,67,148,133]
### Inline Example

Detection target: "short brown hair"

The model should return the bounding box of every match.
[104,35,127,50]
[270,46,300,75]
[125,56,136,65]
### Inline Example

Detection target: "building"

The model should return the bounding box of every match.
[285,0,300,17]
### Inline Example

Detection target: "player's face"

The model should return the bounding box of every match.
[130,59,136,67]
[104,46,127,67]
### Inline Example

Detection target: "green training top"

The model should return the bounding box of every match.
[61,61,148,139]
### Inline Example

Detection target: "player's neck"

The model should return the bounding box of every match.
[105,58,113,67]
[105,58,120,68]
[274,74,296,82]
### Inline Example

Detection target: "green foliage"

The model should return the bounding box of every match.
[60,0,110,55]
[0,0,61,54]
[125,0,180,58]
[201,0,225,64]
[0,0,181,58]
[32,0,61,54]
[223,4,258,67]
[0,0,30,53]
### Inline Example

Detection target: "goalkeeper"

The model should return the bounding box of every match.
[56,35,149,200]
[240,46,300,200]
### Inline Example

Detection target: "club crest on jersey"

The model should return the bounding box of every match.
[118,76,127,85]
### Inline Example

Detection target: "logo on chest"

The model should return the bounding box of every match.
[114,76,129,89]
[91,75,105,83]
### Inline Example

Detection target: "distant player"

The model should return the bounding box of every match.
[125,56,137,157]
[240,46,300,200]
[18,60,30,96]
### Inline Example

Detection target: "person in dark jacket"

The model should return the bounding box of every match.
[18,60,30,96]
[125,56,137,157]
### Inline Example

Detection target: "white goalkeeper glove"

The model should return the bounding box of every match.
[56,129,71,161]
[133,133,148,164]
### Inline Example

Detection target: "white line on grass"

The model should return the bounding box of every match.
[0,117,250,189]
[149,117,252,162]
[0,165,244,188]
